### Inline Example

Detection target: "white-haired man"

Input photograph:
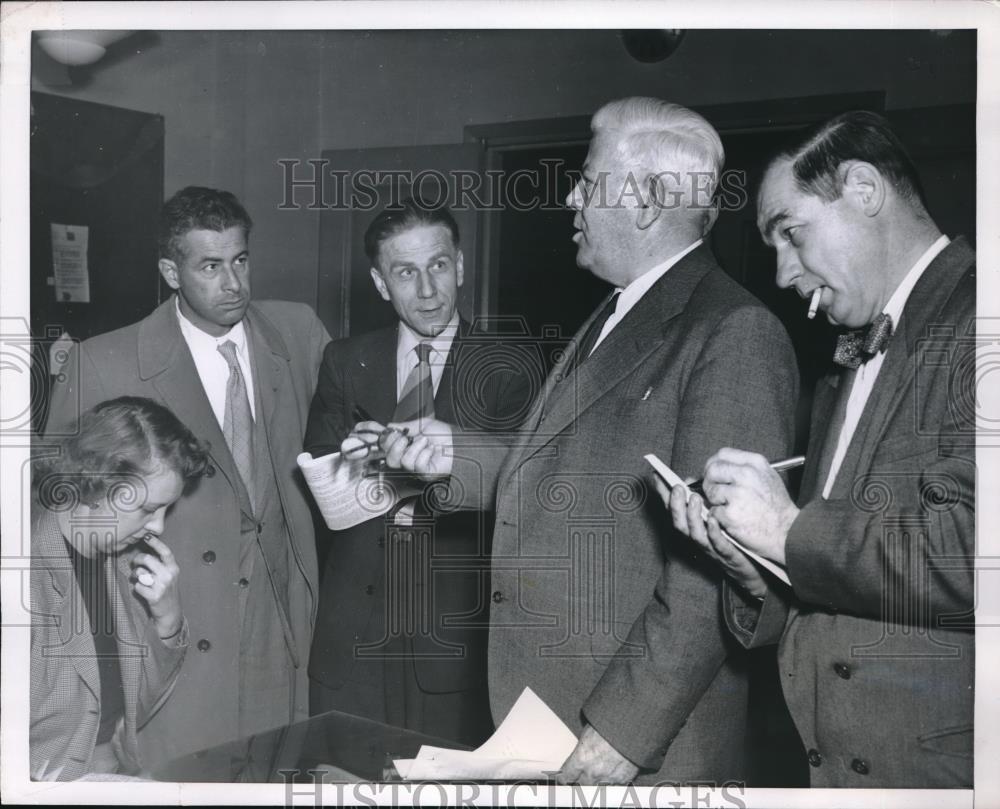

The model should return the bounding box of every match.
[369,97,799,784]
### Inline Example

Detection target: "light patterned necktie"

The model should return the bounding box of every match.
[832,312,894,369]
[393,342,435,423]
[217,340,255,508]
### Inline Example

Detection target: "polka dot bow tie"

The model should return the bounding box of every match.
[832,312,894,370]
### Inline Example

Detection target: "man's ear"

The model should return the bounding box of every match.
[636,173,665,231]
[370,267,392,302]
[158,258,180,290]
[455,250,465,288]
[841,161,885,217]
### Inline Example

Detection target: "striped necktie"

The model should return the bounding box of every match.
[217,340,255,508]
[393,342,435,423]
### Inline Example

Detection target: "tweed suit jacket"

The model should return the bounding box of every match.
[303,319,532,694]
[43,296,330,765]
[30,508,188,781]
[725,237,976,787]
[446,246,799,783]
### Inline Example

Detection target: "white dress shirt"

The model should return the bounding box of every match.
[175,297,256,428]
[822,235,950,498]
[395,312,459,399]
[589,239,703,355]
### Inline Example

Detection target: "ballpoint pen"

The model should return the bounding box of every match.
[687,455,806,499]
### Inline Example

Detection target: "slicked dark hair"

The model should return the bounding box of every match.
[772,110,926,207]
[159,186,253,263]
[36,396,211,508]
[363,195,460,266]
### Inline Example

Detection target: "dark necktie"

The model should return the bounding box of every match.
[832,312,894,369]
[217,340,255,507]
[573,290,621,369]
[393,342,435,423]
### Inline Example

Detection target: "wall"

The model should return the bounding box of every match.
[33,28,976,308]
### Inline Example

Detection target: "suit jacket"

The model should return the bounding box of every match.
[447,246,799,783]
[43,296,330,766]
[30,508,188,781]
[303,319,532,693]
[726,237,976,787]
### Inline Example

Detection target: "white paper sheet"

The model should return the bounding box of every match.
[644,453,791,586]
[393,687,577,781]
[51,223,90,303]
[296,450,420,530]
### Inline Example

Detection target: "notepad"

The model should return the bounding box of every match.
[645,453,791,586]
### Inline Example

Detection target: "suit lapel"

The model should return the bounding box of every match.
[34,512,101,701]
[504,246,713,476]
[355,327,398,423]
[820,237,975,498]
[138,298,244,503]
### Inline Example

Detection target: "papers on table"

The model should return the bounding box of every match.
[296,451,421,530]
[393,687,577,781]
[644,453,791,586]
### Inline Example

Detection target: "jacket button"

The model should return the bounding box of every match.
[492,590,504,604]
[238,577,249,588]
[365,584,375,595]
[807,748,822,767]
[202,550,216,564]
[206,464,216,477]
[851,758,869,775]
[833,663,851,679]
[256,523,263,536]
[197,639,211,652]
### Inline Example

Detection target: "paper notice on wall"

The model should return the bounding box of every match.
[51,224,90,303]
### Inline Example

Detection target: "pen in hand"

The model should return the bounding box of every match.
[688,455,806,499]
[345,404,413,460]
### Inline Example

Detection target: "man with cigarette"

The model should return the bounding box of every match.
[365,98,799,783]
[303,196,531,745]
[45,186,331,766]
[666,111,975,787]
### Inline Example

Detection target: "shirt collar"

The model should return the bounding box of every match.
[614,239,703,308]
[882,234,950,324]
[397,311,459,362]
[175,294,248,354]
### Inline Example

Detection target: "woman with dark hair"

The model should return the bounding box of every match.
[31,396,209,780]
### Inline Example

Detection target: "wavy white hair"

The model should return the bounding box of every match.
[592,97,725,198]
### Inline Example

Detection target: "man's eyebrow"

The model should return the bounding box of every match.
[759,210,789,242]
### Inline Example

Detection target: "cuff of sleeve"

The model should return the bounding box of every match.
[723,581,789,648]
[153,617,189,654]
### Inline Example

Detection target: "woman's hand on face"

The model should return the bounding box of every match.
[130,535,183,639]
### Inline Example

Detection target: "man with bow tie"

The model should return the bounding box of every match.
[665,111,975,787]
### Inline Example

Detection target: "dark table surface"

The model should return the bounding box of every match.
[152,709,471,783]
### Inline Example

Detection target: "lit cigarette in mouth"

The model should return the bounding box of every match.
[807,288,821,320]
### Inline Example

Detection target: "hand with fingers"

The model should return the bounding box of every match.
[556,724,639,785]
[130,535,183,640]
[379,418,454,480]
[340,420,390,460]
[655,476,768,599]
[700,447,799,567]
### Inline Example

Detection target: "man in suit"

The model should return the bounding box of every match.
[376,98,799,783]
[303,197,531,745]
[44,186,331,767]
[667,111,975,787]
